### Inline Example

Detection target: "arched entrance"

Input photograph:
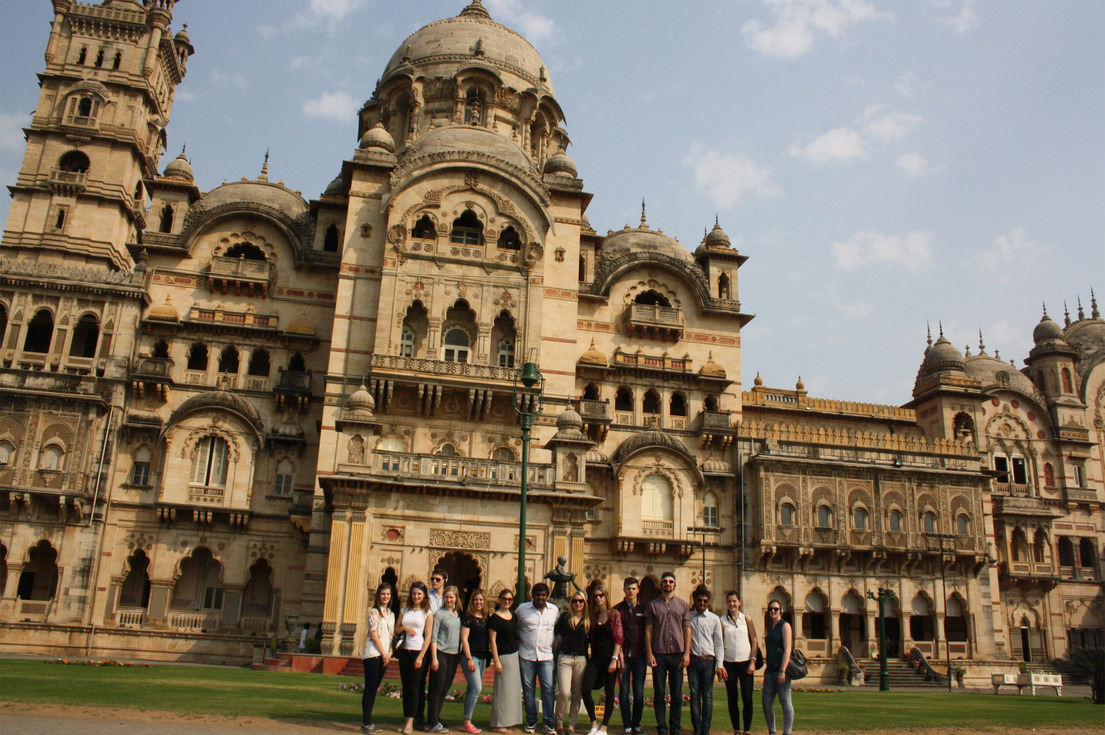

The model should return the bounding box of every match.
[638,575,660,605]
[433,551,482,609]
[839,591,866,656]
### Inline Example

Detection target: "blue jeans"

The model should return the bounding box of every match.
[762,673,793,734]
[687,657,716,735]
[651,653,684,734]
[520,657,555,729]
[463,656,488,721]
[620,655,647,730]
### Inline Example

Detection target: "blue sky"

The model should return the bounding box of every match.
[1,0,1102,405]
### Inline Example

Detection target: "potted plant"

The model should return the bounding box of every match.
[837,664,850,683]
[954,667,966,688]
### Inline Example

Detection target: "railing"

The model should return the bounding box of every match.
[133,356,173,379]
[614,411,634,424]
[16,599,51,620]
[371,353,518,381]
[240,616,272,634]
[189,306,277,328]
[613,352,688,371]
[276,369,311,391]
[368,451,555,489]
[669,417,687,430]
[629,303,681,327]
[188,485,225,504]
[210,256,273,280]
[167,610,221,631]
[698,410,733,431]
[47,168,88,194]
[215,373,238,389]
[578,399,610,422]
[115,606,147,627]
[1066,488,1098,502]
[642,519,674,535]
[992,483,1031,497]
[182,369,206,385]
[245,377,270,391]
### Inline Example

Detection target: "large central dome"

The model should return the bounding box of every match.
[382,1,553,94]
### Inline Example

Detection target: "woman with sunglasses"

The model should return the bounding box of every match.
[761,601,793,735]
[489,589,523,733]
[399,581,435,735]
[460,589,491,734]
[427,586,463,734]
[554,592,590,735]
[581,584,622,735]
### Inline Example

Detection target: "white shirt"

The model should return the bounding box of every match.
[722,612,752,662]
[299,628,309,650]
[428,588,444,613]
[364,607,395,658]
[687,608,724,659]
[515,600,559,662]
[401,607,429,650]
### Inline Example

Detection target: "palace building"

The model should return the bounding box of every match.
[1,0,1101,676]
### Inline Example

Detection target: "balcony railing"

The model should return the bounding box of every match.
[367,451,555,490]
[115,606,147,627]
[698,409,734,432]
[188,485,225,504]
[578,399,610,423]
[47,168,88,195]
[208,256,274,296]
[371,353,518,382]
[992,483,1031,497]
[167,610,221,631]
[133,356,173,380]
[625,303,684,341]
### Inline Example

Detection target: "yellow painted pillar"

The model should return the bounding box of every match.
[570,534,585,582]
[323,510,351,655]
[342,512,368,657]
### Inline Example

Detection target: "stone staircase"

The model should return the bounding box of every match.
[855,657,947,688]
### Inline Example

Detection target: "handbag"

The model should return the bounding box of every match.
[755,648,764,670]
[785,648,808,680]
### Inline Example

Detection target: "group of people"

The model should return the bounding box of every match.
[359,571,796,735]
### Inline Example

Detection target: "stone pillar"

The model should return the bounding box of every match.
[323,510,352,655]
[341,511,368,657]
[147,582,171,626]
[0,563,23,618]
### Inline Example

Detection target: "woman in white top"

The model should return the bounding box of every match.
[721,591,759,735]
[362,582,396,734]
[399,581,435,735]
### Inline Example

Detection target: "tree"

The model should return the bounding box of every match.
[1054,648,1105,704]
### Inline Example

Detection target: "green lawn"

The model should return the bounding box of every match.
[0,658,1097,732]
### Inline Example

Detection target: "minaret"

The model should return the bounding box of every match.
[1,0,193,270]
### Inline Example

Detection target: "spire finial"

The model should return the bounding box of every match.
[1077,296,1085,320]
[978,330,985,355]
[640,199,647,228]
[1064,302,1071,327]
[260,149,269,180]
[1092,288,1100,318]
[714,214,719,228]
[964,344,971,356]
[926,322,932,347]
[180,143,187,157]
[938,321,945,339]
[1042,302,1048,318]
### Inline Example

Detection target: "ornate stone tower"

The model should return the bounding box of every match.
[1,0,193,269]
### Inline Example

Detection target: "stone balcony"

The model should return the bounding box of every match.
[625,303,683,341]
[362,450,555,490]
[369,354,539,417]
[274,369,312,412]
[207,256,274,296]
[46,168,88,195]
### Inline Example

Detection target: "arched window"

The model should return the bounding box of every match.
[191,436,229,490]
[153,340,170,358]
[273,458,294,497]
[1010,527,1028,562]
[78,47,87,64]
[1057,537,1075,567]
[113,51,122,70]
[953,412,975,444]
[69,313,99,358]
[578,255,586,281]
[802,591,828,639]
[443,329,470,363]
[119,549,151,608]
[615,386,633,412]
[888,510,903,532]
[242,559,273,617]
[218,346,239,374]
[497,340,515,368]
[779,502,795,526]
[17,540,58,601]
[288,353,306,372]
[956,514,970,536]
[171,547,223,611]
[323,224,339,252]
[24,309,55,353]
[400,327,416,357]
[464,93,482,124]
[59,150,91,173]
[491,447,515,461]
[642,389,661,416]
[669,392,687,417]
[436,443,459,457]
[1079,538,1096,568]
[0,440,14,466]
[491,310,516,367]
[131,446,152,486]
[583,383,600,400]
[1061,367,1073,393]
[94,48,104,67]
[450,210,482,246]
[993,455,1010,483]
[0,302,7,345]
[718,272,730,300]
[704,395,719,411]
[401,301,428,358]
[39,445,64,471]
[703,492,719,528]
[1043,462,1054,487]
[642,474,674,523]
[187,343,208,371]
[909,595,934,641]
[634,289,671,307]
[922,511,937,535]
[1011,455,1028,485]
[159,204,174,233]
[247,349,270,377]
[944,596,968,642]
[412,215,436,240]
[224,242,266,260]
[852,506,868,530]
[1032,529,1047,563]
[816,504,832,529]
[497,226,521,250]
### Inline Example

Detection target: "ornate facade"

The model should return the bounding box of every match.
[1,1,1101,675]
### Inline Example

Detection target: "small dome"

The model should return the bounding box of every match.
[921,334,966,375]
[347,384,375,412]
[1033,312,1065,344]
[699,352,726,378]
[173,388,263,432]
[556,408,583,431]
[584,448,609,464]
[796,377,805,391]
[753,372,763,387]
[578,339,607,366]
[323,174,345,197]
[703,219,731,250]
[359,123,395,152]
[543,152,577,177]
[147,295,179,321]
[286,310,315,336]
[163,150,194,181]
[175,27,191,44]
[701,457,732,474]
[273,421,305,438]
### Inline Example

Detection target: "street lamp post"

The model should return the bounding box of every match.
[513,350,544,604]
[925,532,957,693]
[867,587,897,692]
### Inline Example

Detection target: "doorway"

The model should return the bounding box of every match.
[434,551,482,609]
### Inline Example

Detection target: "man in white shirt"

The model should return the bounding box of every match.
[684,586,724,735]
[427,570,446,612]
[516,583,559,735]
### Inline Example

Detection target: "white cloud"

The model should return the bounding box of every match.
[210,69,247,90]
[0,112,28,151]
[939,0,979,35]
[174,86,197,103]
[305,0,364,20]
[831,230,934,271]
[262,0,366,37]
[860,105,924,141]
[742,0,889,59]
[485,0,557,47]
[684,145,780,209]
[301,91,359,122]
[896,151,940,177]
[893,71,927,98]
[789,127,868,164]
[835,298,874,319]
[290,55,323,71]
[256,24,279,40]
[977,228,1042,272]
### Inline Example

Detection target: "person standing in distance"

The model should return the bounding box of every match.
[645,572,691,735]
[614,577,647,735]
[684,587,724,735]
[516,583,560,735]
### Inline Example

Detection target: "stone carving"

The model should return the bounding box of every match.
[428,530,490,549]
[563,453,578,482]
[545,556,582,605]
[348,435,365,464]
[1,257,131,285]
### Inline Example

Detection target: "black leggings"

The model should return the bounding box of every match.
[427,651,461,726]
[581,662,617,726]
[399,648,430,720]
[724,660,755,733]
[362,656,386,727]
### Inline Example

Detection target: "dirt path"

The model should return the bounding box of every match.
[1,703,1097,735]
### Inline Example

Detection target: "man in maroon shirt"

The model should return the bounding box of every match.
[614,577,647,734]
[645,572,691,735]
